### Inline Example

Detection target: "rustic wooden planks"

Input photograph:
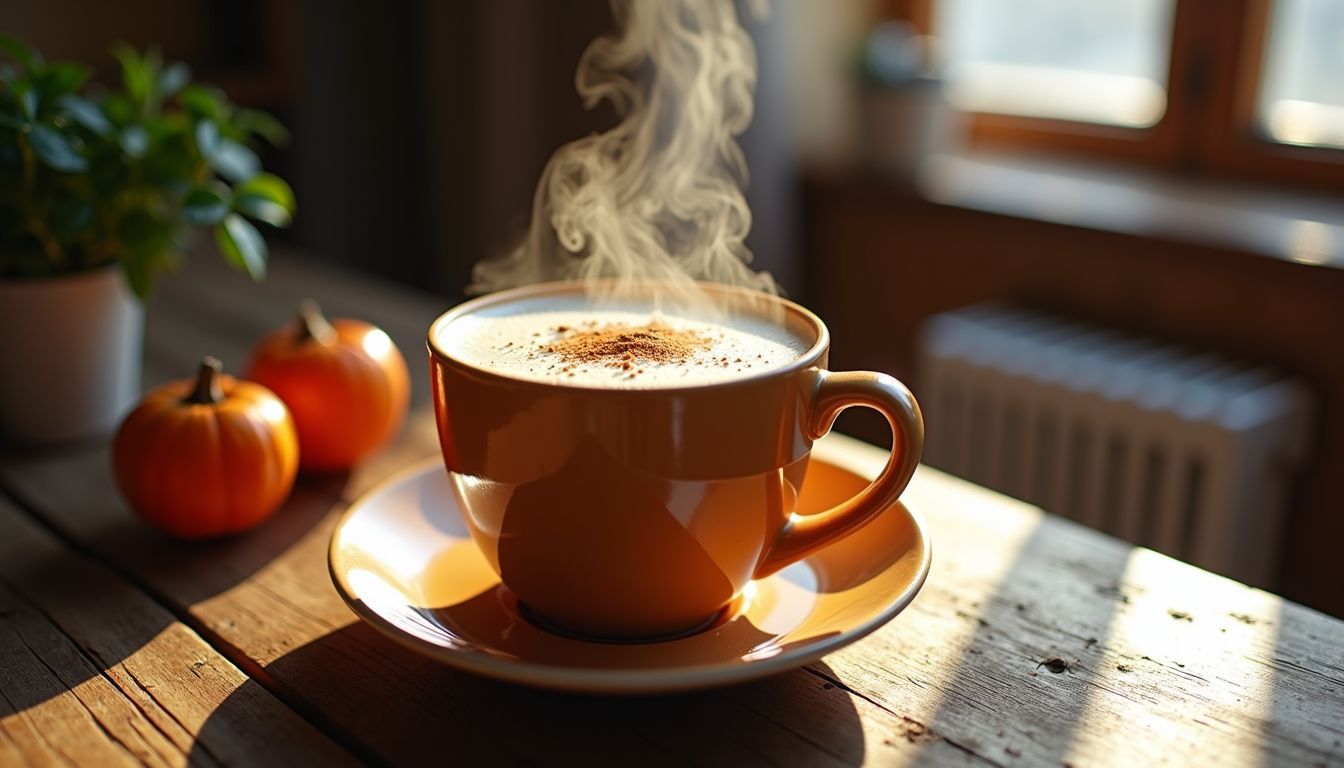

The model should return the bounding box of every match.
[1,252,1341,766]
[0,495,357,766]
[827,441,1344,768]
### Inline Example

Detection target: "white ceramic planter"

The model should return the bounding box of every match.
[0,266,144,445]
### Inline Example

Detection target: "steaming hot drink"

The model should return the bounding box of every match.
[440,295,810,388]
[429,282,924,640]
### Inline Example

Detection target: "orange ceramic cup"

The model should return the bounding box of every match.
[428,281,923,641]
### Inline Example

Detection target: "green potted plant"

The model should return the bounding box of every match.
[0,36,294,444]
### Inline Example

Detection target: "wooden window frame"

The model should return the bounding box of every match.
[890,0,1344,192]
[1199,0,1344,189]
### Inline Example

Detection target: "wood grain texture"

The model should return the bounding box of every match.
[2,253,1341,766]
[0,495,356,767]
[834,445,1344,768]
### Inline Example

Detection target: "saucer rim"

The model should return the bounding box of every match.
[328,455,932,695]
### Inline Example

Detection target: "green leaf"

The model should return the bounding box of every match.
[194,118,220,158]
[118,209,173,252]
[101,93,133,125]
[119,125,148,158]
[178,84,224,121]
[121,250,152,299]
[234,108,290,146]
[156,110,189,136]
[56,94,112,136]
[141,136,196,187]
[233,173,295,227]
[0,35,39,70]
[116,210,176,299]
[28,124,87,172]
[37,62,88,99]
[49,195,93,238]
[209,138,259,183]
[118,238,181,299]
[18,87,36,121]
[215,214,266,281]
[235,196,291,228]
[234,173,296,210]
[182,184,230,226]
[111,42,152,109]
[157,62,190,98]
[0,113,25,131]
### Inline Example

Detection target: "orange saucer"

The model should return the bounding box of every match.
[328,439,931,694]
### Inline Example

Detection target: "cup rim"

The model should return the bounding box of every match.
[427,279,829,394]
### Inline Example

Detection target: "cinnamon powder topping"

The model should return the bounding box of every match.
[541,323,709,369]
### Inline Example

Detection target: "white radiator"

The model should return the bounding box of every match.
[917,304,1313,588]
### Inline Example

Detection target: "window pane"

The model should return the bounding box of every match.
[935,0,1176,128]
[1259,0,1344,149]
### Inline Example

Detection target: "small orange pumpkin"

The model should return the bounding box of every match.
[247,300,410,471]
[113,357,299,538]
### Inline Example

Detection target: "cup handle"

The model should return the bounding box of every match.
[754,369,924,578]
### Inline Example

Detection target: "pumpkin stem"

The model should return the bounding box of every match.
[296,299,338,345]
[185,357,225,405]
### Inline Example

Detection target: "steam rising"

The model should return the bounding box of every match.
[470,0,777,314]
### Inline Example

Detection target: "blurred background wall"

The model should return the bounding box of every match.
[5,0,1343,615]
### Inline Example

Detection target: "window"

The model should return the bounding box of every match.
[938,0,1175,128]
[1258,0,1344,150]
[904,0,1344,188]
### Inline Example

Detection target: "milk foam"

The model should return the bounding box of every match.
[441,296,810,388]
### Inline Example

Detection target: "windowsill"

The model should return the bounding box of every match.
[912,151,1344,269]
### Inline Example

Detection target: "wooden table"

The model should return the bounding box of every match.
[2,253,1341,767]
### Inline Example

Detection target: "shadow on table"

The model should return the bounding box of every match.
[905,519,1133,767]
[0,450,355,714]
[190,621,869,765]
[0,432,357,587]
[125,470,353,601]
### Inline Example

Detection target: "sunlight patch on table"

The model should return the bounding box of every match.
[1060,547,1283,766]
